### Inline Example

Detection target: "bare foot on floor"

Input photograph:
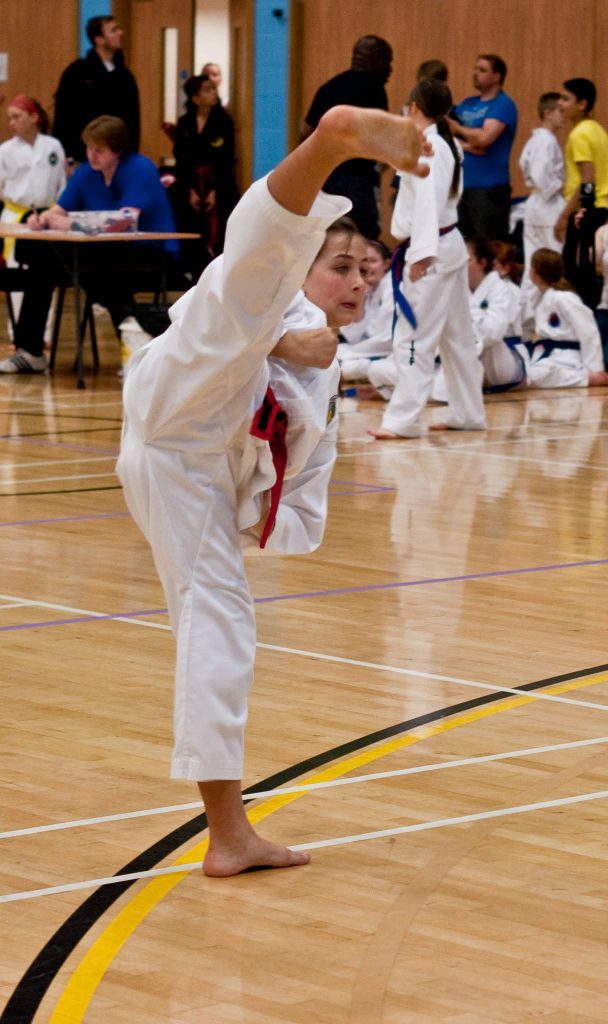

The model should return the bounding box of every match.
[355,384,384,400]
[367,427,411,440]
[588,370,608,386]
[203,836,311,877]
[428,422,451,431]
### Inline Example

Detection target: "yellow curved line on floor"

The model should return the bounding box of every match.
[48,670,608,1023]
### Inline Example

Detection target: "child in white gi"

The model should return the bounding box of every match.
[338,240,393,381]
[593,222,608,365]
[369,78,486,440]
[0,95,66,333]
[467,237,526,391]
[0,96,66,243]
[527,248,608,388]
[116,105,427,877]
[519,92,566,269]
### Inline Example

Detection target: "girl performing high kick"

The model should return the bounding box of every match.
[117,106,428,877]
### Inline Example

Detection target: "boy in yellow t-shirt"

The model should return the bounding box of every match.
[556,77,608,307]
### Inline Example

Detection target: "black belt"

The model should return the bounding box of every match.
[526,339,580,359]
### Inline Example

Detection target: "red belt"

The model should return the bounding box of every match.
[249,386,289,548]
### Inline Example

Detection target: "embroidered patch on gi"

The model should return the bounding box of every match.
[549,312,560,327]
[49,152,58,166]
[480,299,489,310]
[211,137,224,147]
[327,395,338,425]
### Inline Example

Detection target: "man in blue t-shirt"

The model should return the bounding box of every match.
[448,54,518,240]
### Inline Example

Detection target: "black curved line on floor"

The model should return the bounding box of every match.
[0,486,123,498]
[3,660,607,1024]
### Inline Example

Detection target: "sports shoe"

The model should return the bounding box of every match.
[0,349,49,374]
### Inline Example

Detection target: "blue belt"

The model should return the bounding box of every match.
[390,239,417,332]
[390,224,458,361]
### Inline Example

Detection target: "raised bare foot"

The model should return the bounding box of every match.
[321,106,430,178]
[203,835,311,877]
[588,370,608,386]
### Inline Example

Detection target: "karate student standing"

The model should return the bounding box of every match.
[370,77,486,440]
[116,105,428,877]
[519,92,566,269]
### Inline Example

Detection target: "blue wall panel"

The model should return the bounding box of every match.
[253,1,289,179]
[79,0,112,58]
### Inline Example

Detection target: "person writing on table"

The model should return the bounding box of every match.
[0,115,177,374]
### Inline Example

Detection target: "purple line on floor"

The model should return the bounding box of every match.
[1,558,606,634]
[254,558,608,603]
[0,608,167,633]
[331,478,393,491]
[330,486,395,497]
[0,512,130,528]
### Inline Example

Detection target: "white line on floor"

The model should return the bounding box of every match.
[337,429,608,460]
[2,787,607,903]
[2,734,607,840]
[0,471,117,486]
[0,591,605,713]
[0,455,116,471]
[257,642,608,713]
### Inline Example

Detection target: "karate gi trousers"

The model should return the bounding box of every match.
[380,262,486,437]
[116,178,348,780]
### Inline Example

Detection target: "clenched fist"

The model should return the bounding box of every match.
[272,327,339,369]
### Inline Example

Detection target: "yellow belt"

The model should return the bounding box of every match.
[1,200,29,263]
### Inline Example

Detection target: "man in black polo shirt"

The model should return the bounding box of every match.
[301,36,393,238]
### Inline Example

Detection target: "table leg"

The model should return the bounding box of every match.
[72,246,85,389]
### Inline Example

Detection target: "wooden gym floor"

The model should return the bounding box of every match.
[1,307,608,1023]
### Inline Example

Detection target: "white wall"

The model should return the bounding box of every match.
[194,0,231,106]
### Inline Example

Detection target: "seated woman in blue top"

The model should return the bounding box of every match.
[1,115,178,374]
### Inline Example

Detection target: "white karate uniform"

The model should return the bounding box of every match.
[471,271,526,390]
[519,128,565,268]
[0,133,66,334]
[0,133,66,212]
[596,240,608,310]
[377,124,485,437]
[116,177,347,781]
[527,287,603,388]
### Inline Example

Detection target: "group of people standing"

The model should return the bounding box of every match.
[310,36,608,439]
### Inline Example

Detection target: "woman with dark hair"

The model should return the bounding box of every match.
[173,73,238,265]
[370,77,485,438]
